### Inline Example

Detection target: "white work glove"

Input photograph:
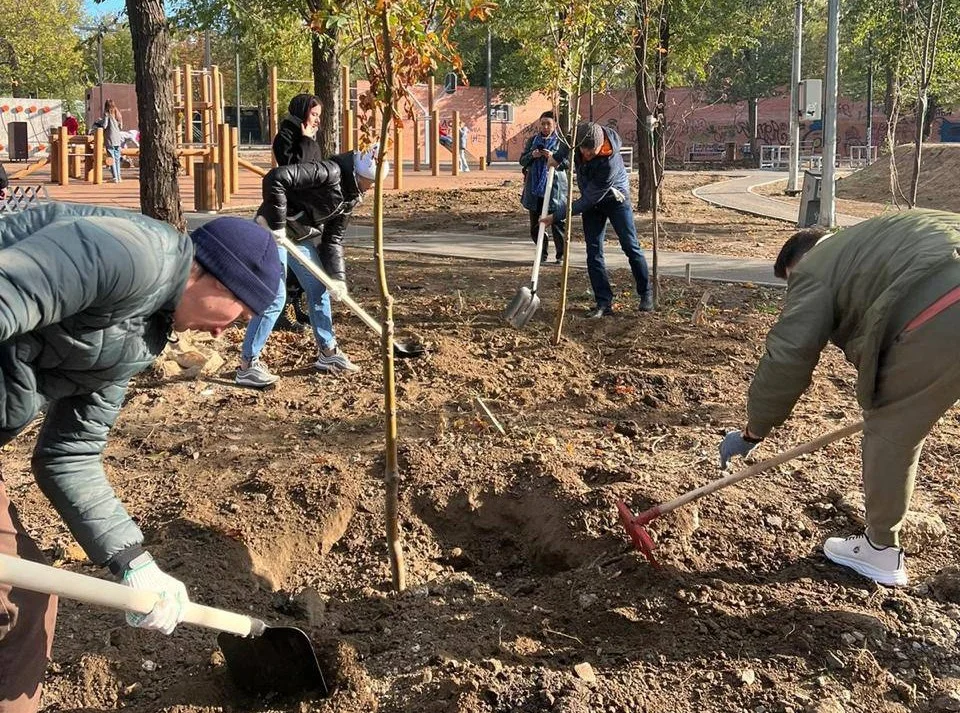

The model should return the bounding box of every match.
[326,280,348,302]
[255,215,287,242]
[121,553,189,635]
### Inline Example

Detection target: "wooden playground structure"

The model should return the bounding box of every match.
[13,65,487,214]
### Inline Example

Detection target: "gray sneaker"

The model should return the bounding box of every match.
[315,347,360,374]
[235,358,279,388]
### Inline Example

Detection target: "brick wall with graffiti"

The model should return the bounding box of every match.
[356,80,959,164]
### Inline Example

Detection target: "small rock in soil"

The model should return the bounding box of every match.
[573,662,597,684]
[739,668,756,686]
[934,690,960,712]
[805,700,845,713]
[579,593,598,609]
[141,659,157,672]
[765,515,783,529]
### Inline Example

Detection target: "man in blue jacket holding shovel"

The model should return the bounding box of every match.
[542,122,653,316]
[0,204,282,713]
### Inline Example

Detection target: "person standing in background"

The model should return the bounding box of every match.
[519,111,568,264]
[101,100,123,183]
[458,124,470,172]
[62,113,79,137]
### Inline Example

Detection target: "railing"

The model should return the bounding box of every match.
[849,145,879,168]
[0,185,49,215]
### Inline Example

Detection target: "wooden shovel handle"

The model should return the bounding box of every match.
[528,166,556,292]
[276,234,383,336]
[660,420,865,515]
[0,553,263,637]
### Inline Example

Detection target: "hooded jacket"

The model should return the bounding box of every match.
[747,209,960,437]
[260,151,363,282]
[273,116,324,167]
[0,202,193,565]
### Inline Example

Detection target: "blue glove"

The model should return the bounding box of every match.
[719,430,761,469]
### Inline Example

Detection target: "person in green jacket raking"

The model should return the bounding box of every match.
[0,203,282,713]
[718,209,960,587]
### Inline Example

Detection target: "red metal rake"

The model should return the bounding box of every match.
[616,421,865,566]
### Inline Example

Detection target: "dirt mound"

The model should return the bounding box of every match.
[837,143,960,211]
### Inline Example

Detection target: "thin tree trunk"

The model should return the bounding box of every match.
[551,52,587,346]
[126,0,183,230]
[909,89,927,207]
[311,29,339,155]
[376,8,406,593]
[748,97,759,166]
[634,0,654,213]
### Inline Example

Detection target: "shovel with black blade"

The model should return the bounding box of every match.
[0,553,328,698]
[504,166,556,329]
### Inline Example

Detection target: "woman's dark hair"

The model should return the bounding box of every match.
[287,94,322,123]
[774,227,830,279]
[539,111,556,121]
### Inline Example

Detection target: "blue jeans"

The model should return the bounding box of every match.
[582,196,650,309]
[107,145,122,181]
[241,242,336,361]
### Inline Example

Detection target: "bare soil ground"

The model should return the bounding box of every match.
[353,173,798,259]
[7,239,960,712]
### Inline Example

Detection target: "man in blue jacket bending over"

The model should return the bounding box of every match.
[0,204,282,713]
[543,122,652,316]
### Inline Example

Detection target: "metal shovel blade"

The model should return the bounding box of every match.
[393,340,426,359]
[218,626,328,698]
[504,286,540,328]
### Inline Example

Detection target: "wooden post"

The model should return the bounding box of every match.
[173,67,185,172]
[56,126,68,185]
[393,120,403,191]
[430,109,440,176]
[340,66,351,152]
[184,63,194,176]
[479,156,486,171]
[451,111,460,176]
[412,116,420,171]
[211,65,223,129]
[231,126,240,198]
[92,128,104,184]
[269,66,279,166]
[427,77,437,176]
[352,110,360,152]
[48,132,59,184]
[70,140,83,178]
[200,69,211,148]
[203,147,218,211]
[218,124,231,205]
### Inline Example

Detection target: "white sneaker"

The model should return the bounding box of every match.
[314,347,359,374]
[235,358,279,388]
[822,533,908,586]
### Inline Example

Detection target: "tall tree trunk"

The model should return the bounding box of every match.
[884,64,895,120]
[126,0,183,230]
[633,0,654,213]
[311,29,339,156]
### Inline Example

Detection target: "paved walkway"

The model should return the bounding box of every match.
[185,216,783,287]
[692,170,863,227]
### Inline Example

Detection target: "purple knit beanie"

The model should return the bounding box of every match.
[189,217,282,315]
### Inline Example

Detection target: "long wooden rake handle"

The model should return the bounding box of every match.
[660,420,865,517]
